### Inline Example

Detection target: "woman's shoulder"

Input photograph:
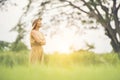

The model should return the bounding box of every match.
[31,30,37,36]
[31,30,36,33]
[31,30,38,34]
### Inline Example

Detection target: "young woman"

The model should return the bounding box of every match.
[29,18,46,64]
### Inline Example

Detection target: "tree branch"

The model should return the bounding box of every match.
[99,0,110,22]
[81,0,94,11]
[66,1,89,14]
[112,0,120,40]
[117,3,120,11]
[10,0,33,31]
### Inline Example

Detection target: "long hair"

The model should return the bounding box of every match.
[32,18,42,30]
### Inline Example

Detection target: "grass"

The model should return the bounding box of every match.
[0,50,120,80]
[0,64,120,80]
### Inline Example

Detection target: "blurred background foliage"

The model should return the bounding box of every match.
[0,0,120,68]
[0,0,120,53]
[0,50,120,67]
[0,0,120,80]
[0,40,28,52]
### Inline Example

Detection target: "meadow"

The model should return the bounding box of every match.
[0,50,120,80]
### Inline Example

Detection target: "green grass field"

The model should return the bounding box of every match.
[0,64,120,80]
[0,50,120,80]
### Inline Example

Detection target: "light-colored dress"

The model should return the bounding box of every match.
[29,32,44,64]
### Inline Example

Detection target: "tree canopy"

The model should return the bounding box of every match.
[0,0,120,53]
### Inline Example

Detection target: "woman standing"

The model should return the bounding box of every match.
[30,18,46,64]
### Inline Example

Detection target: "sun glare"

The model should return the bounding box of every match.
[44,28,75,54]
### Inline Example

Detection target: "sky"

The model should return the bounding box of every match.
[0,0,113,54]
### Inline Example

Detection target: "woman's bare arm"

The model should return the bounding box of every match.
[31,30,46,45]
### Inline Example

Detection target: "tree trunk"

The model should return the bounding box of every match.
[105,27,120,53]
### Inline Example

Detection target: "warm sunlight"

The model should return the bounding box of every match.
[44,26,75,54]
[0,0,113,54]
[0,1,120,80]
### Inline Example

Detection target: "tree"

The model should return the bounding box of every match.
[22,0,120,53]
[0,41,10,51]
[1,0,120,53]
[9,0,47,44]
[60,0,120,53]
